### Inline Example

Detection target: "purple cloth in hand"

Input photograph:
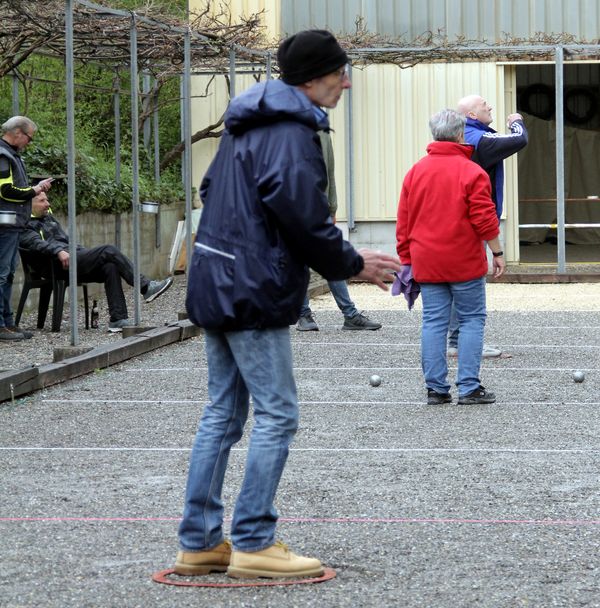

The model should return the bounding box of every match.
[391,265,421,310]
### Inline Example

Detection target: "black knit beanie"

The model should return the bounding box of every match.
[277,30,348,85]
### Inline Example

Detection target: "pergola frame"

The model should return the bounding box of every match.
[5,1,600,344]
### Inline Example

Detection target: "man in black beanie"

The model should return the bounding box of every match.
[176,29,401,580]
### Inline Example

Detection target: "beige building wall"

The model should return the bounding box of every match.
[189,0,280,201]
[188,2,521,259]
[327,62,522,260]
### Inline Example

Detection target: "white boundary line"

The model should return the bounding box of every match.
[39,398,599,405]
[1,446,599,454]
[120,366,600,372]
[290,342,600,349]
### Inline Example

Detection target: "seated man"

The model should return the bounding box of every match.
[20,191,173,332]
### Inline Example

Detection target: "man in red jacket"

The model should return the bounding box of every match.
[396,109,505,406]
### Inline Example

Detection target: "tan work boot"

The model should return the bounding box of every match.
[174,540,232,575]
[227,540,324,579]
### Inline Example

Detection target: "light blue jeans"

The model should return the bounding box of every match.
[300,280,358,319]
[178,327,299,553]
[0,230,20,328]
[447,306,460,348]
[420,277,486,397]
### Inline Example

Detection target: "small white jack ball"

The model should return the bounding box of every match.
[573,371,585,383]
[369,375,382,387]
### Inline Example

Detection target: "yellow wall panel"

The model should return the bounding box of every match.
[338,62,501,221]
[189,0,280,38]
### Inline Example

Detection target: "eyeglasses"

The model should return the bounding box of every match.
[21,129,34,144]
[335,64,350,81]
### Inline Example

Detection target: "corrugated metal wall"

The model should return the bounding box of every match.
[189,52,507,224]
[328,62,502,221]
[280,0,600,41]
[190,0,281,37]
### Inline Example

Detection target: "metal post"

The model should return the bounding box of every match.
[113,76,122,249]
[229,48,236,98]
[345,64,355,231]
[180,76,185,184]
[555,46,566,273]
[11,73,19,116]
[183,25,193,273]
[65,0,79,345]
[153,79,160,183]
[142,71,152,155]
[266,52,272,79]
[153,78,161,249]
[130,14,141,324]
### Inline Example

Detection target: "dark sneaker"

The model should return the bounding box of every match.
[342,312,382,331]
[8,326,33,339]
[457,385,496,405]
[107,318,133,333]
[427,389,452,405]
[144,277,173,302]
[296,313,319,331]
[0,327,25,341]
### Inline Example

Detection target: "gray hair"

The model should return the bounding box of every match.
[429,109,465,142]
[1,116,37,135]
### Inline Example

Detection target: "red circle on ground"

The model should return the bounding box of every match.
[152,567,337,588]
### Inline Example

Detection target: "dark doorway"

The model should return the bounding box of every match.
[516,63,600,265]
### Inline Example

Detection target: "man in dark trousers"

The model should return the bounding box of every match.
[0,116,53,341]
[20,191,173,332]
[296,128,382,332]
[176,30,401,580]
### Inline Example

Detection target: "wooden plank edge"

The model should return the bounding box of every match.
[0,321,202,403]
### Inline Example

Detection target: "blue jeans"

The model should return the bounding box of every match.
[179,327,299,553]
[447,305,459,348]
[0,230,20,328]
[420,278,486,396]
[300,280,358,318]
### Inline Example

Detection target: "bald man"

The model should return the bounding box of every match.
[449,95,528,358]
[457,94,528,219]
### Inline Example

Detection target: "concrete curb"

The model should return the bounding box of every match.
[0,320,202,403]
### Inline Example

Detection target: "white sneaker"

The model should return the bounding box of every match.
[482,345,502,358]
[447,345,502,358]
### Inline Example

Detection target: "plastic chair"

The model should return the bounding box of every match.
[15,249,89,332]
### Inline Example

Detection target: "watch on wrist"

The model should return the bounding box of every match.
[492,250,504,257]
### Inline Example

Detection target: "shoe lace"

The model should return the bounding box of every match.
[273,540,289,552]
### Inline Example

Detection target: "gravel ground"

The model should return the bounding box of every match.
[3,276,600,373]
[1,273,188,372]
[2,304,600,607]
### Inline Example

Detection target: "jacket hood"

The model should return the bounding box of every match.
[225,79,329,134]
[426,140,475,159]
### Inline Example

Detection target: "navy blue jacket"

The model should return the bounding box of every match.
[186,79,364,330]
[464,117,528,218]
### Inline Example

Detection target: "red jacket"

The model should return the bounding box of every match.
[396,141,499,283]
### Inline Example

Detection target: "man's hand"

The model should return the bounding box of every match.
[34,178,53,195]
[354,248,402,291]
[507,113,523,127]
[492,256,506,278]
[57,250,70,270]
